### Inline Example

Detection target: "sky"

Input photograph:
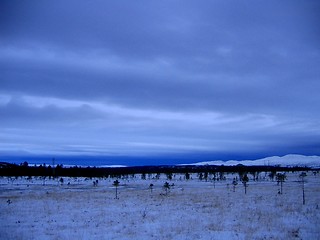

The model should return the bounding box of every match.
[0,1,320,165]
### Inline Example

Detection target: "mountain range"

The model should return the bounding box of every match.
[188,154,320,168]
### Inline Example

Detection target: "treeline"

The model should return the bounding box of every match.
[0,161,312,178]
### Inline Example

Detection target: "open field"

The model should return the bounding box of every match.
[1,172,319,239]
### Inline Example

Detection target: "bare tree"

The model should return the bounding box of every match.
[149,183,154,194]
[299,172,307,205]
[268,171,276,181]
[185,172,190,180]
[232,178,238,192]
[276,173,286,194]
[242,174,249,194]
[163,182,170,195]
[59,177,64,185]
[113,180,120,199]
[212,172,217,188]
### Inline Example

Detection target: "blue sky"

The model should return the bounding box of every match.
[0,1,319,164]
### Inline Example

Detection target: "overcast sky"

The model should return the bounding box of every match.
[1,1,319,164]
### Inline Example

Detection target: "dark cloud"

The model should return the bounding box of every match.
[0,96,103,127]
[0,0,319,161]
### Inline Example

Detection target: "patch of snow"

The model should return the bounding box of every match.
[187,154,320,167]
[61,164,128,168]
[98,165,127,168]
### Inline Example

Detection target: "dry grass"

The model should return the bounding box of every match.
[0,173,319,239]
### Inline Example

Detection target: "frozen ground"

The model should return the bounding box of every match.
[1,171,319,240]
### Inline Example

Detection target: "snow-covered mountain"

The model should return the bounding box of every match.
[189,154,320,168]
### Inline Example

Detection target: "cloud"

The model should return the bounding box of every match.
[1,44,319,117]
[0,0,319,160]
[0,94,319,157]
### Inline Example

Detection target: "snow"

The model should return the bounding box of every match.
[187,154,320,168]
[98,165,128,168]
[62,164,128,168]
[1,171,319,239]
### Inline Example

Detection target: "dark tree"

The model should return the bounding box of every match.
[276,173,286,194]
[21,161,28,167]
[212,172,217,188]
[232,178,238,192]
[242,174,249,194]
[268,171,276,181]
[219,171,225,181]
[185,172,190,180]
[204,172,208,182]
[198,173,203,181]
[166,173,173,180]
[163,182,170,195]
[149,183,154,194]
[113,180,120,199]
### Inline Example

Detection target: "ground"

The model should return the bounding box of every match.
[1,171,319,240]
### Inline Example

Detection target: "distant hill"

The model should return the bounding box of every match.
[187,154,320,168]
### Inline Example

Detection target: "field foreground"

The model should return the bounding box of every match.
[1,172,319,239]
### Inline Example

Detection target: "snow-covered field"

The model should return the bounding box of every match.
[1,171,319,240]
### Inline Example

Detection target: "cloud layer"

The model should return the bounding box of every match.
[1,1,320,162]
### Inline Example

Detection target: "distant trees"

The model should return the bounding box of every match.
[93,179,98,187]
[155,173,161,180]
[185,172,190,180]
[197,172,212,182]
[166,173,173,180]
[1,162,310,181]
[21,161,28,167]
[212,172,217,188]
[250,171,259,181]
[141,173,146,180]
[219,171,225,181]
[59,177,64,185]
[203,172,208,182]
[268,171,276,181]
